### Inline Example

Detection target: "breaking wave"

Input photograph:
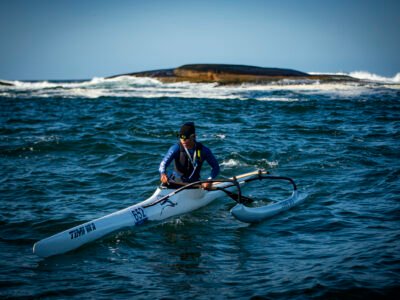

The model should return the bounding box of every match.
[349,71,400,83]
[309,71,400,83]
[1,70,399,100]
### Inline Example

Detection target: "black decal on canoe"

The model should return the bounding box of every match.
[131,207,148,225]
[69,226,86,239]
[69,223,96,240]
[85,222,96,233]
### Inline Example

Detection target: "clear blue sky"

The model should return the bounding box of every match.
[1,0,399,80]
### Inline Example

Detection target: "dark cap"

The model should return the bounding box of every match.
[179,122,195,138]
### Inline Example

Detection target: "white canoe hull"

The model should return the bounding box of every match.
[230,190,308,223]
[33,172,256,258]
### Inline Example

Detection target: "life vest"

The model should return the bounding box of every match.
[174,142,203,182]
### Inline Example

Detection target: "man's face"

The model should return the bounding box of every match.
[180,134,195,149]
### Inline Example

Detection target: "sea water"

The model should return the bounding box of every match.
[0,73,399,299]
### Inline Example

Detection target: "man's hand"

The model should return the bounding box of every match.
[160,173,169,185]
[201,182,212,190]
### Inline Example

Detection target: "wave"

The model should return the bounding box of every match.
[309,71,400,83]
[1,70,399,100]
[220,158,278,169]
[349,71,400,83]
[221,159,247,168]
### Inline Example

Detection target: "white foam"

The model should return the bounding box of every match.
[103,75,162,86]
[256,96,298,102]
[259,159,279,168]
[308,71,348,76]
[349,71,400,83]
[309,71,400,83]
[11,80,58,89]
[221,159,246,168]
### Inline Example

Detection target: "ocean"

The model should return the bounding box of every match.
[1,72,399,299]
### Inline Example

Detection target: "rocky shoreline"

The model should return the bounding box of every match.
[107,64,356,84]
[0,80,14,86]
[0,64,357,86]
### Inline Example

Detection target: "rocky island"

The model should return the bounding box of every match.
[0,80,14,86]
[108,63,355,84]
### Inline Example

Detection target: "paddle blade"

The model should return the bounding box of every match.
[222,189,254,205]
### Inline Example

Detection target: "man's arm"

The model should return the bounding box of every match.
[159,144,179,182]
[203,146,220,179]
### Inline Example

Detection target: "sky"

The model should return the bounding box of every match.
[0,0,399,80]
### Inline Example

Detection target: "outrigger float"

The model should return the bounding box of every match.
[33,170,307,258]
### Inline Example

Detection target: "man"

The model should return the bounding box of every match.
[159,122,220,189]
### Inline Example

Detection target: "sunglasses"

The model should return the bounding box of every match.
[178,134,194,140]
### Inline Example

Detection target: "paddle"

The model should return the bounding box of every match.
[161,180,203,190]
[160,179,254,204]
[212,187,254,205]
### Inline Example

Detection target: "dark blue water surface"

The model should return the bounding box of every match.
[0,78,399,299]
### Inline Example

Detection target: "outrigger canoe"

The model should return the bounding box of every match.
[33,170,307,258]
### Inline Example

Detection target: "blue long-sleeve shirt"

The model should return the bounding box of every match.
[159,143,220,181]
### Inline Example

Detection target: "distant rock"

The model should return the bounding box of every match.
[176,63,308,76]
[0,80,14,86]
[107,68,175,79]
[107,64,356,84]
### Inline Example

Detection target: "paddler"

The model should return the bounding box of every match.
[159,122,220,189]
